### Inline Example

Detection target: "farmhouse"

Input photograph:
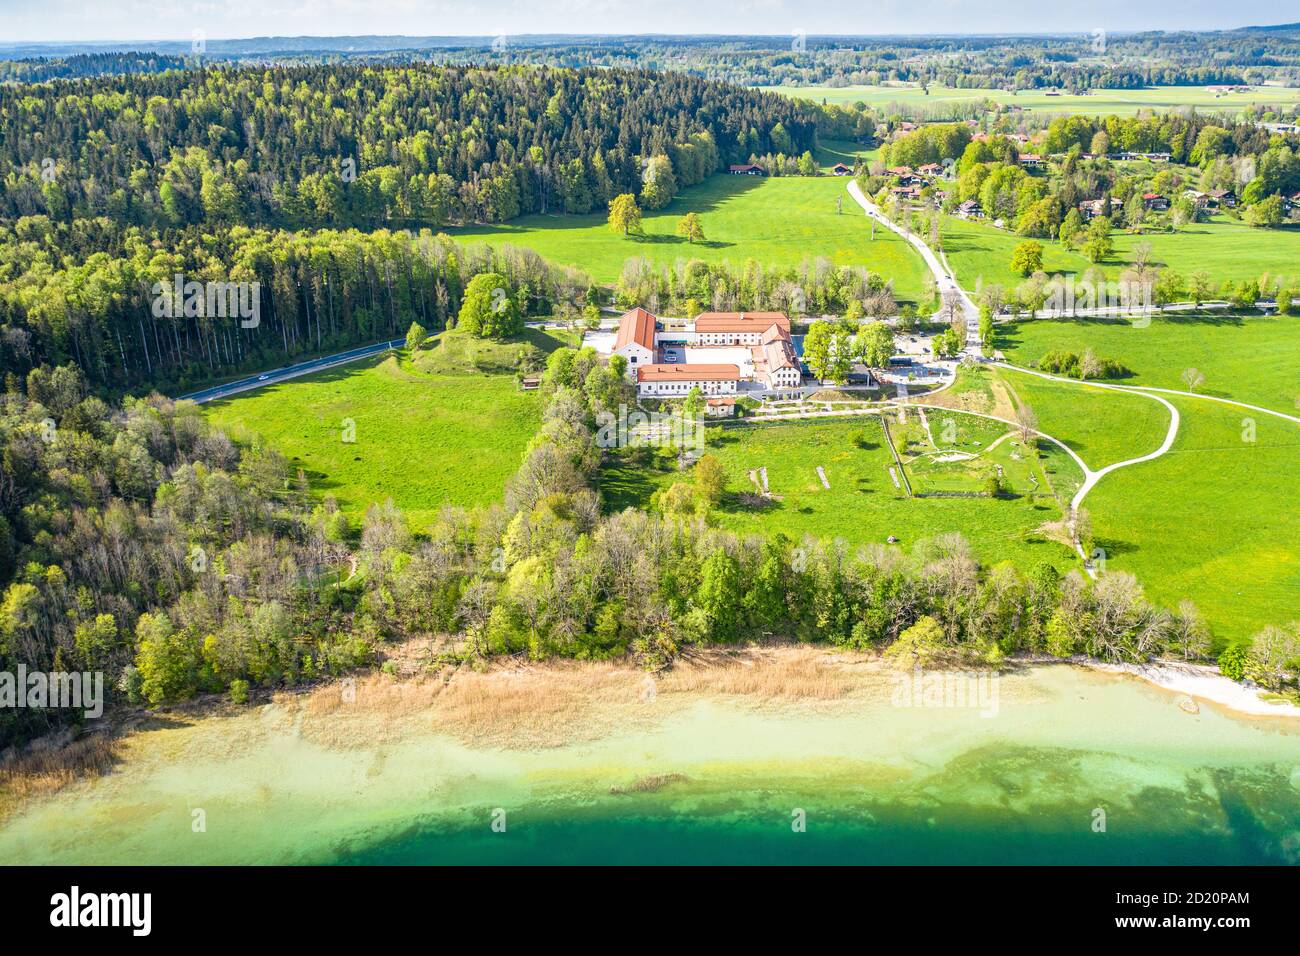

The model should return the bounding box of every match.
[917,162,943,178]
[1018,153,1046,169]
[831,162,853,176]
[1142,192,1170,211]
[957,199,983,219]
[729,163,765,176]
[636,363,739,397]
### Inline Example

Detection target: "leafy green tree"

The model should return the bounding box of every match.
[857,321,895,368]
[405,321,427,352]
[675,212,705,244]
[1010,240,1044,277]
[640,155,677,210]
[458,272,522,338]
[607,193,643,236]
[803,320,854,383]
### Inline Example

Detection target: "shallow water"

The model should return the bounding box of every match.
[2,666,1298,865]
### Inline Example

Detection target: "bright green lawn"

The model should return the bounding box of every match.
[941,214,1300,292]
[996,314,1300,416]
[600,417,1076,568]
[1087,397,1300,644]
[992,367,1172,471]
[763,83,1300,117]
[449,172,930,301]
[203,331,574,528]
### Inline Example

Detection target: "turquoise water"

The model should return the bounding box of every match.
[3,665,1298,865]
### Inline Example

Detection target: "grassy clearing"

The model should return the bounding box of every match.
[763,83,1300,116]
[204,329,575,529]
[995,313,1300,416]
[942,214,1300,292]
[449,172,930,301]
[1087,397,1300,644]
[991,367,1172,470]
[600,416,1077,568]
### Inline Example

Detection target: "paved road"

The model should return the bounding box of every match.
[846,179,979,333]
[179,338,405,404]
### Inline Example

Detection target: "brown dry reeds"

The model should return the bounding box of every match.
[659,647,861,701]
[0,733,118,805]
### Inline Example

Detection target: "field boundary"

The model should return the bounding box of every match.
[879,416,914,497]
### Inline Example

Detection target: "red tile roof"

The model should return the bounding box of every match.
[636,364,740,383]
[613,307,657,352]
[694,312,790,335]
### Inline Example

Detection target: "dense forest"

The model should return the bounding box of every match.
[0,62,832,392]
[0,219,594,391]
[0,63,820,228]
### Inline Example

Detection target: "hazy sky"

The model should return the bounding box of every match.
[0,0,1294,43]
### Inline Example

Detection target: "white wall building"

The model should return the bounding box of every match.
[636,364,740,397]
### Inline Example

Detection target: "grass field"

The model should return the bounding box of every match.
[600,416,1078,568]
[204,329,574,529]
[995,313,1300,416]
[941,214,1300,292]
[991,367,1172,470]
[1086,396,1300,644]
[449,165,930,301]
[762,83,1300,117]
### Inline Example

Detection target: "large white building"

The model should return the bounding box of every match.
[636,363,740,397]
[609,308,803,397]
[693,312,791,346]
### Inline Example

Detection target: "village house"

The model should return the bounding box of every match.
[1018,153,1046,169]
[1142,192,1170,211]
[1078,197,1110,220]
[917,162,943,179]
[705,397,736,418]
[1207,188,1237,208]
[728,163,765,176]
[957,199,983,219]
[831,162,853,176]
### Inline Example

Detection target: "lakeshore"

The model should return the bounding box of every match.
[2,649,1298,865]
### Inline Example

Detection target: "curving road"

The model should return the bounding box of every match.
[846,178,979,335]
[178,338,405,404]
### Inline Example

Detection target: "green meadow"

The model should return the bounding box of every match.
[600,416,1077,567]
[991,367,1173,470]
[995,313,1300,416]
[763,83,1300,117]
[1087,397,1300,643]
[941,214,1300,292]
[203,329,575,529]
[449,167,930,301]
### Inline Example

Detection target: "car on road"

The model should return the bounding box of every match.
[258,374,269,381]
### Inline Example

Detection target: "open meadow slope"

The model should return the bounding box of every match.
[450,171,930,301]
[942,214,1300,292]
[992,366,1173,471]
[1085,397,1300,643]
[601,416,1078,568]
[996,313,1300,417]
[203,329,575,528]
